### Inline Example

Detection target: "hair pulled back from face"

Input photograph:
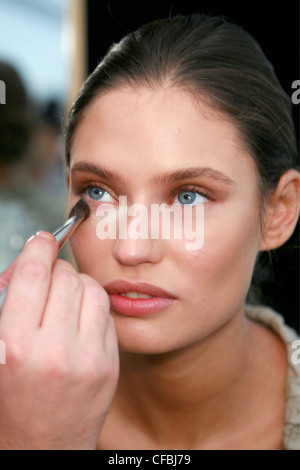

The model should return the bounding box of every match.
[65,13,299,328]
[66,14,298,205]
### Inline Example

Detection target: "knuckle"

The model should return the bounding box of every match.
[18,260,48,283]
[54,259,74,271]
[2,331,26,367]
[54,270,82,291]
[81,355,116,388]
[104,360,119,386]
[46,361,71,381]
[42,348,71,380]
[84,283,109,308]
[81,358,101,384]
[100,362,119,395]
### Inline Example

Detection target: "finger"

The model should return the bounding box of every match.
[78,274,112,346]
[104,315,119,354]
[41,260,83,336]
[0,232,58,332]
[0,258,19,293]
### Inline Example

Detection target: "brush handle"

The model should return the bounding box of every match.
[0,215,83,313]
[52,215,82,250]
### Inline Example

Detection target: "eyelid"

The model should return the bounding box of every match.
[76,181,118,200]
[170,184,217,202]
[73,181,217,204]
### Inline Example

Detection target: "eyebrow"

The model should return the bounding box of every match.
[71,161,235,186]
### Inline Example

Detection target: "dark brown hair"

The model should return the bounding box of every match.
[65,14,299,327]
[65,14,298,202]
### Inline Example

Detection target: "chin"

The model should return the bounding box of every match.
[117,331,174,356]
[118,341,176,356]
[112,315,192,356]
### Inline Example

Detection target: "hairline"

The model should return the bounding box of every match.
[66,81,270,234]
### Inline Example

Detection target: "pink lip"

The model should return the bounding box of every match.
[103,280,176,317]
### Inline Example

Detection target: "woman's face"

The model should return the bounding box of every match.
[68,87,262,354]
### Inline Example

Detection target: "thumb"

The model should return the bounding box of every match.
[0,258,18,294]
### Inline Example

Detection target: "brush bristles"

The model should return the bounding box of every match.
[69,198,90,220]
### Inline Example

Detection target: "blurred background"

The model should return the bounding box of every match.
[0,0,298,330]
[0,0,72,267]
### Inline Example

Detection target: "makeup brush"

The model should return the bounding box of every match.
[52,198,90,250]
[0,198,90,312]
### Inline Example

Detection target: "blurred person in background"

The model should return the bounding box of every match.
[0,61,69,272]
[30,99,66,192]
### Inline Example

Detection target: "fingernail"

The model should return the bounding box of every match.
[26,231,54,244]
[35,231,55,240]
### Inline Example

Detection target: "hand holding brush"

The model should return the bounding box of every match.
[0,198,90,312]
[0,198,119,450]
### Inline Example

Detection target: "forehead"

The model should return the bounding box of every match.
[70,86,255,185]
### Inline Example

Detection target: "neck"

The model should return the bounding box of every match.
[114,308,274,448]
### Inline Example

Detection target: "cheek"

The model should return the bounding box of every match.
[172,204,260,300]
[70,215,108,274]
[205,228,257,289]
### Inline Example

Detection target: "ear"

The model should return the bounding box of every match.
[260,169,300,251]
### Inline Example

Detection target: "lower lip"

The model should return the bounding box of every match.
[109,294,175,317]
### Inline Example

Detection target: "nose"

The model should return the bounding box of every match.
[113,205,164,266]
[113,236,163,266]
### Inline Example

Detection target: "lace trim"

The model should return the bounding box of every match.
[245,304,300,450]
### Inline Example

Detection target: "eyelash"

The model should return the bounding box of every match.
[170,184,216,203]
[77,182,216,203]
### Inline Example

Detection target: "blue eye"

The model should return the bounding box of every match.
[87,186,114,202]
[174,191,208,206]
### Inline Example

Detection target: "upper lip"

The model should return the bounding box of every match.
[103,280,176,299]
